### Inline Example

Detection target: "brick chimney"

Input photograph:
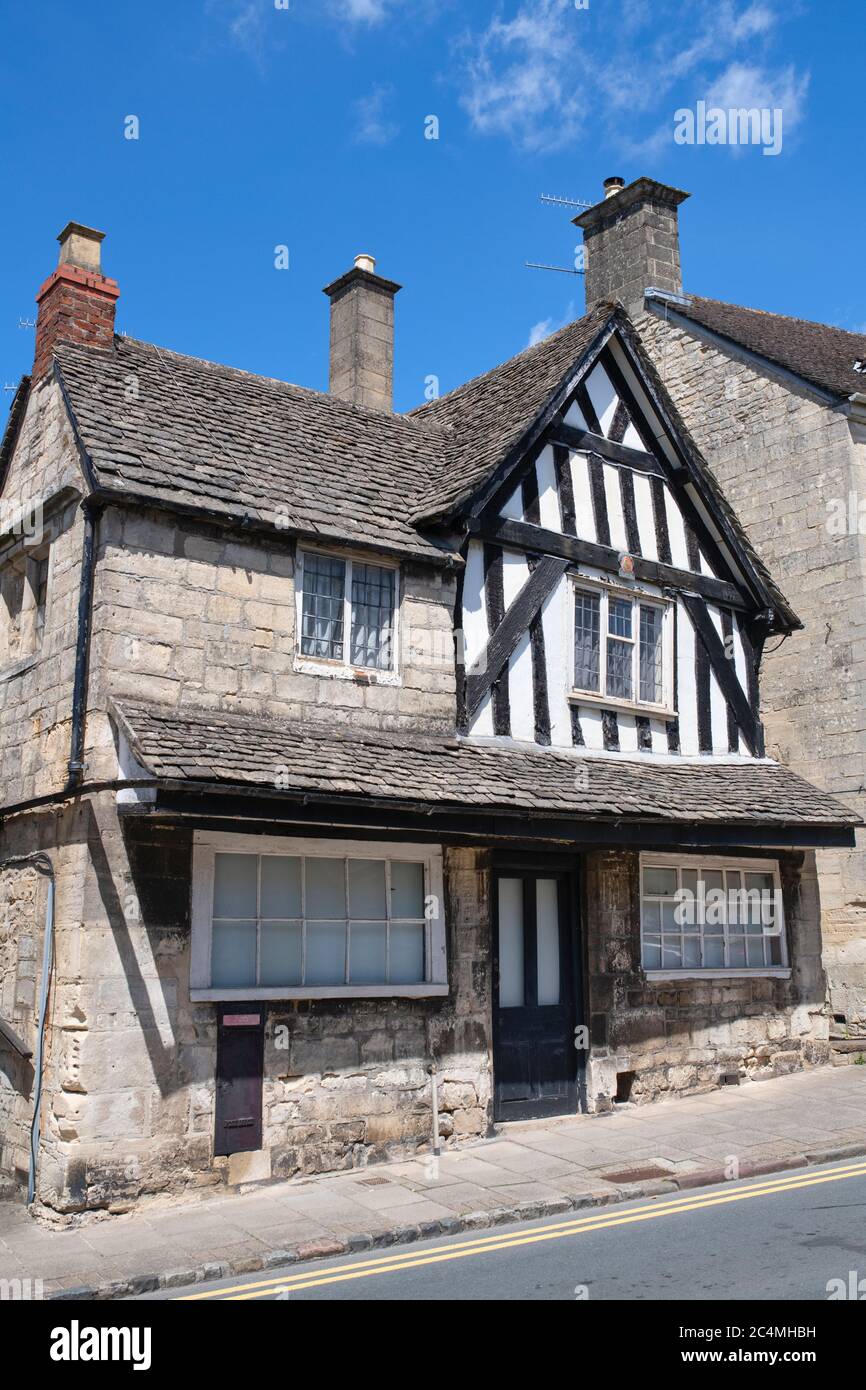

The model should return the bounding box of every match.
[574,177,690,315]
[33,222,119,382]
[323,255,401,412]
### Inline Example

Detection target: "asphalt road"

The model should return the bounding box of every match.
[142,1158,866,1302]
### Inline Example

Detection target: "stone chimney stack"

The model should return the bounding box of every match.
[33,223,119,382]
[573,177,690,315]
[323,255,401,412]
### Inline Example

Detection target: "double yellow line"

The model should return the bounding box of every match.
[180,1159,866,1300]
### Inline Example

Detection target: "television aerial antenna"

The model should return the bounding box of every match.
[525,192,593,276]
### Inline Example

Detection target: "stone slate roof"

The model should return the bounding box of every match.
[408,302,614,523]
[112,700,857,830]
[53,336,453,562]
[649,294,866,401]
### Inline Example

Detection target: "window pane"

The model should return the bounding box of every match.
[498,878,524,1008]
[260,921,302,985]
[350,564,395,670]
[704,936,725,967]
[349,922,387,983]
[608,597,632,639]
[683,936,701,968]
[639,604,663,703]
[260,856,302,918]
[348,859,387,918]
[643,867,677,897]
[390,861,425,918]
[306,858,346,918]
[212,920,256,987]
[300,553,346,660]
[306,921,347,984]
[607,637,633,699]
[573,591,600,691]
[536,879,560,1006]
[389,923,425,984]
[642,937,661,969]
[213,853,257,918]
[641,900,661,932]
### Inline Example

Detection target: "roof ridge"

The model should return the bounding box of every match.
[408,301,616,419]
[685,295,866,342]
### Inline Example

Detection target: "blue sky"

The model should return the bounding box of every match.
[1,0,864,417]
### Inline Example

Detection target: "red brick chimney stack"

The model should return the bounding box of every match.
[33,222,119,382]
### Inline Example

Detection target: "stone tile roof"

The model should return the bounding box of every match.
[112,700,858,830]
[53,336,454,562]
[651,294,866,400]
[408,302,615,523]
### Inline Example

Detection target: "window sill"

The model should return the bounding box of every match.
[293,658,401,687]
[644,969,791,982]
[190,983,449,1002]
[568,690,676,720]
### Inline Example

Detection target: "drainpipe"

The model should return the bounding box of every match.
[0,853,55,1205]
[428,1061,441,1158]
[67,500,100,788]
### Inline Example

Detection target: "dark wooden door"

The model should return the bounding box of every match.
[214,1005,265,1156]
[493,868,579,1122]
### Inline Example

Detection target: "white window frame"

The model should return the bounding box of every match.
[640,852,790,980]
[294,546,401,685]
[190,831,446,1000]
[568,575,675,717]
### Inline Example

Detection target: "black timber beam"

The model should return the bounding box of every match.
[547,422,668,476]
[681,593,764,756]
[472,515,748,609]
[464,554,569,719]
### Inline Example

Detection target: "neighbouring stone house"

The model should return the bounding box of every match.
[0,220,856,1215]
[572,176,866,1039]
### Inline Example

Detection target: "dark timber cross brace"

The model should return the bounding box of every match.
[681,593,764,756]
[464,554,569,720]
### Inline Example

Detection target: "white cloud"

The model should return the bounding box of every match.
[705,61,810,134]
[527,302,576,348]
[459,0,589,153]
[457,0,805,155]
[330,0,400,23]
[351,84,399,145]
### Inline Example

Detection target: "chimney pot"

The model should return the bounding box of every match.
[57,222,105,273]
[323,256,401,413]
[603,176,625,198]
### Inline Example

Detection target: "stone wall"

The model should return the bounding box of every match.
[0,379,88,807]
[636,309,866,1035]
[12,796,491,1214]
[83,506,458,784]
[583,847,827,1108]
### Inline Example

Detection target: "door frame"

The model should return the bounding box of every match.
[491,852,586,1122]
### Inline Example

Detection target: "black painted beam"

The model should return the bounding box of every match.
[549,422,666,475]
[681,593,763,756]
[464,554,569,720]
[472,515,748,609]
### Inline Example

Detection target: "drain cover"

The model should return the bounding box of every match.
[600,1164,672,1184]
[357,1175,391,1187]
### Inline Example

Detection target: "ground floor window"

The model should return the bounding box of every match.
[639,853,787,974]
[190,832,446,1000]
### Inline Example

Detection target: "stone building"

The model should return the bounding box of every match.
[573,176,866,1039]
[0,221,855,1215]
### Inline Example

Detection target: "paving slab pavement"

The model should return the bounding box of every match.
[1,1066,864,1300]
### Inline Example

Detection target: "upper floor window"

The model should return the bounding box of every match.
[571,579,672,713]
[0,547,50,669]
[298,549,397,675]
